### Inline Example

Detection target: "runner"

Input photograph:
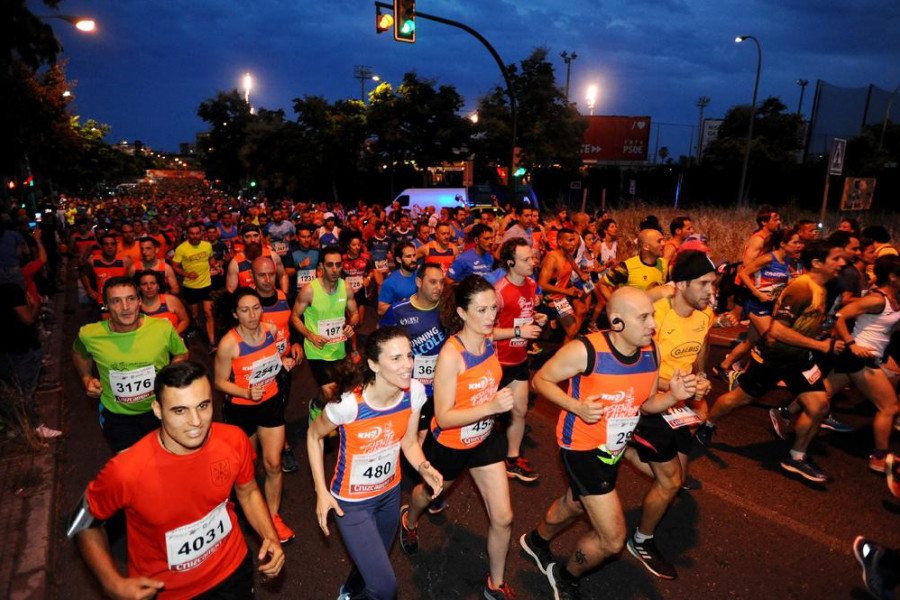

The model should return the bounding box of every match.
[398,275,517,600]
[494,238,547,482]
[446,224,495,283]
[519,287,696,600]
[83,233,132,310]
[538,228,586,342]
[171,221,216,351]
[662,216,694,265]
[623,251,733,580]
[307,327,444,600]
[129,237,180,294]
[415,222,457,276]
[136,270,190,336]
[599,228,668,302]
[251,256,305,475]
[291,225,320,291]
[697,239,847,482]
[291,246,360,419]
[68,361,284,599]
[214,288,298,543]
[226,225,289,293]
[72,276,189,452]
[342,232,374,361]
[377,242,418,317]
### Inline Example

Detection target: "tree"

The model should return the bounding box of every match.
[473,47,587,188]
[196,90,254,189]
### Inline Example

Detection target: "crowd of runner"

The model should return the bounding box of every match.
[2,182,899,599]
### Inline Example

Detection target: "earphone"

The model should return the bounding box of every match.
[610,317,625,332]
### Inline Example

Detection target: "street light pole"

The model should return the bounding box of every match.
[735,35,761,204]
[696,96,710,164]
[353,65,377,103]
[560,51,577,101]
[796,79,809,116]
[878,82,900,151]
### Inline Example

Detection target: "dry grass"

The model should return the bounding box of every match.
[598,203,900,264]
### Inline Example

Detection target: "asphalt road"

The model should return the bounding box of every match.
[50,299,899,600]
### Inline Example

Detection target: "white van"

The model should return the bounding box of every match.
[391,188,468,217]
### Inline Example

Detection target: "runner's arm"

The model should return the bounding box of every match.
[833,293,883,344]
[531,339,590,415]
[225,259,240,293]
[164,264,181,294]
[272,253,289,293]
[737,254,774,299]
[165,295,191,336]
[213,338,250,398]
[76,527,165,599]
[233,478,283,574]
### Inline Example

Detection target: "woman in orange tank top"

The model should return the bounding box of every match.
[136,270,189,335]
[214,288,299,545]
[308,326,443,600]
[399,275,517,600]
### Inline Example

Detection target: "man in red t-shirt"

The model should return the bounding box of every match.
[494,238,547,482]
[69,361,284,599]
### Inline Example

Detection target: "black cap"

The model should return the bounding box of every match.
[671,250,716,282]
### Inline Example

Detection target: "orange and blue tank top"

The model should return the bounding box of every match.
[91,251,126,304]
[430,335,502,450]
[142,296,179,328]
[556,331,658,463]
[261,290,292,355]
[225,327,281,406]
[423,241,455,275]
[327,381,425,502]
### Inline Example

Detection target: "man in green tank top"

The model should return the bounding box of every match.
[290,246,359,422]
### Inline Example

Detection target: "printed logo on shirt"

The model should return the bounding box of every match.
[358,426,383,441]
[210,459,231,487]
[400,316,420,326]
[671,342,702,358]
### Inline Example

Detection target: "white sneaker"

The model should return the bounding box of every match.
[35,425,62,439]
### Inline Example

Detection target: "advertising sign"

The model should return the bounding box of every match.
[581,116,651,162]
[840,177,876,211]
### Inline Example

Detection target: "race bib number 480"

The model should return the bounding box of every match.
[109,365,156,404]
[348,444,399,495]
[165,501,232,572]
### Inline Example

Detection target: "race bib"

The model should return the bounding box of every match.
[413,355,437,384]
[319,317,346,343]
[348,444,399,495]
[109,365,156,404]
[272,241,288,256]
[554,297,574,317]
[296,269,316,286]
[510,317,533,348]
[346,275,364,292]
[276,337,288,355]
[605,415,640,454]
[663,405,702,429]
[461,417,493,446]
[165,501,232,572]
[249,353,282,387]
[582,278,595,294]
[374,260,388,272]
[802,364,822,384]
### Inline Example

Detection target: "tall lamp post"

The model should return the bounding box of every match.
[353,65,380,103]
[735,35,761,204]
[560,51,577,101]
[586,85,598,116]
[878,83,900,151]
[696,96,710,164]
[796,79,809,116]
[37,14,96,32]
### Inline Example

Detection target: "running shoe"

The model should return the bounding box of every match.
[399,505,419,555]
[527,344,544,356]
[726,369,741,392]
[520,531,553,575]
[779,456,827,483]
[710,362,732,383]
[769,408,792,441]
[627,535,678,580]
[886,454,899,498]
[282,446,299,473]
[852,536,894,600]
[350,350,362,364]
[546,562,580,600]
[506,457,539,482]
[272,513,295,544]
[869,454,887,474]
[483,576,516,600]
[35,424,63,439]
[427,496,449,515]
[820,413,853,433]
[695,423,716,448]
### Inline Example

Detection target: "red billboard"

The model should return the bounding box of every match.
[580,116,651,162]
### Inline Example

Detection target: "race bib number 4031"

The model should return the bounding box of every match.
[165,501,232,572]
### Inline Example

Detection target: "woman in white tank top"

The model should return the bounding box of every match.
[829,255,900,474]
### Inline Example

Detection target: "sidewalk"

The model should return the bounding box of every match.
[0,276,69,600]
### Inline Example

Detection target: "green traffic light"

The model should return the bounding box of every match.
[249,181,257,187]
[513,167,526,177]
[401,19,415,35]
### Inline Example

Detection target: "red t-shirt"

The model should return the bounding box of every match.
[86,424,256,599]
[494,275,538,366]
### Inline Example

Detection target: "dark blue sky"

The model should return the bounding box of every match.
[44,0,900,159]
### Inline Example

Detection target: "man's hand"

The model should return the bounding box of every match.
[84,378,103,398]
[576,394,607,424]
[669,369,698,401]
[257,538,284,577]
[716,313,738,328]
[851,343,877,358]
[307,333,329,349]
[107,576,165,600]
[519,323,543,340]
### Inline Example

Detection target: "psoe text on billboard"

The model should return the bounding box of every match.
[580,116,651,162]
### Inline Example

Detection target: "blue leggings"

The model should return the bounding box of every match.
[335,488,400,600]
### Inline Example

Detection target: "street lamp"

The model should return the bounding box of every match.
[560,51,577,101]
[878,82,900,151]
[586,85,598,116]
[696,96,711,164]
[735,35,762,204]
[38,14,96,32]
[796,79,809,116]
[353,65,381,103]
[242,72,253,114]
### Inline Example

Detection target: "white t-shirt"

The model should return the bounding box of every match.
[325,379,427,425]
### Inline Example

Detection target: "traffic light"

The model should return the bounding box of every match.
[24,175,34,187]
[393,0,415,43]
[376,7,393,34]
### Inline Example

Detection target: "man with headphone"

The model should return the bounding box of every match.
[520,286,697,598]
